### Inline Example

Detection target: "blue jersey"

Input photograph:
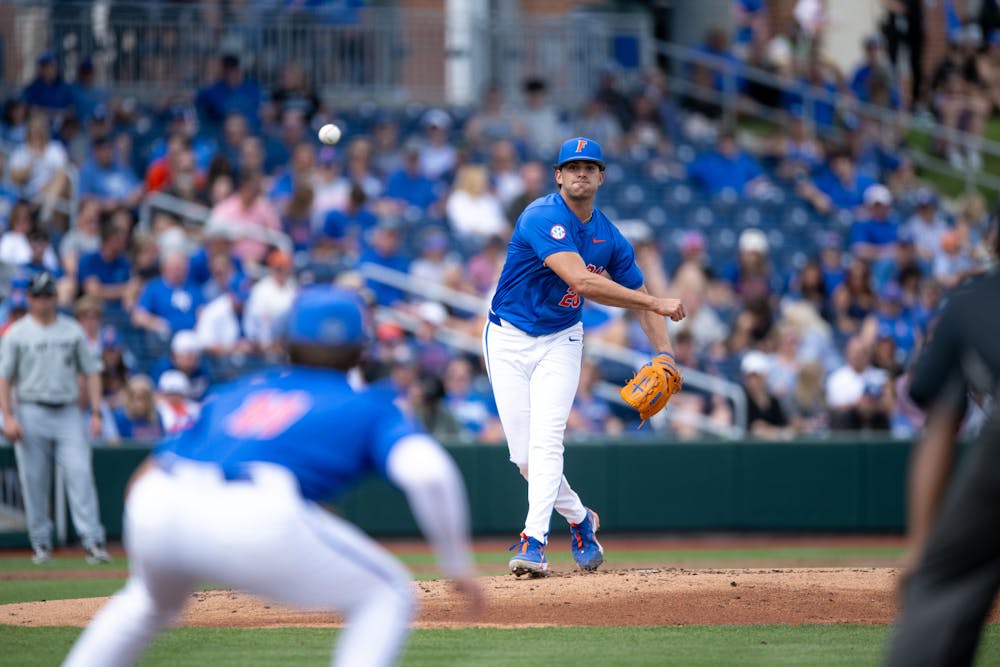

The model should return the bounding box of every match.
[155,366,421,502]
[490,193,643,336]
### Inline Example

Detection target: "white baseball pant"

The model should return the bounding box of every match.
[483,316,588,542]
[62,460,415,667]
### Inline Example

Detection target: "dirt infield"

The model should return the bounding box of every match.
[0,567,945,628]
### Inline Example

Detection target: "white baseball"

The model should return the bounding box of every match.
[319,123,342,145]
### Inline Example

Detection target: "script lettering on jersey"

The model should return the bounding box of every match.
[558,264,604,308]
[224,389,313,439]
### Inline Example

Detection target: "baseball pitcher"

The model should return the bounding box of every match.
[483,137,685,577]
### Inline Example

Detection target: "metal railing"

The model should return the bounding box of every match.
[3,3,652,108]
[360,261,748,441]
[655,40,1000,195]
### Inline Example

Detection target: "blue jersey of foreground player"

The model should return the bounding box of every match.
[490,192,644,335]
[155,366,419,502]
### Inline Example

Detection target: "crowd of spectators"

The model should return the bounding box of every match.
[0,6,996,444]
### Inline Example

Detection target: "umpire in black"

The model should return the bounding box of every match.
[885,224,1000,666]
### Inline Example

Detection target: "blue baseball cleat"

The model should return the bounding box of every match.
[508,533,549,577]
[569,508,604,571]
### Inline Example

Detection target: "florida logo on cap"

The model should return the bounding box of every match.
[555,136,605,170]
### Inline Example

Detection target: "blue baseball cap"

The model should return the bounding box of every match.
[285,286,368,347]
[555,137,605,170]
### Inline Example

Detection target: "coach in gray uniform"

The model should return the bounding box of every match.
[0,273,109,565]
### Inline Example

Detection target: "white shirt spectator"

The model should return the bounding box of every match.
[0,230,58,268]
[243,274,298,347]
[826,365,887,409]
[195,293,243,352]
[156,370,201,434]
[8,141,68,198]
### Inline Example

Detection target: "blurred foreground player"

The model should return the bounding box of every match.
[63,286,481,667]
[885,224,1000,667]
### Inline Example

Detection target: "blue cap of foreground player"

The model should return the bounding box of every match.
[285,286,368,347]
[555,137,605,170]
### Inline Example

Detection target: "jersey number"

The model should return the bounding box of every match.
[224,390,313,439]
[558,264,604,308]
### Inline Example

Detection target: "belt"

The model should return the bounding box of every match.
[24,400,72,409]
[156,454,254,483]
[488,311,502,326]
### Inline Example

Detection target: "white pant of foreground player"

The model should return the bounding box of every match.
[483,317,588,541]
[62,461,415,667]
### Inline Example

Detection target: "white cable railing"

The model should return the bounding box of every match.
[361,261,748,441]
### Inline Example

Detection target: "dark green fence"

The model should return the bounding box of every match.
[0,439,913,547]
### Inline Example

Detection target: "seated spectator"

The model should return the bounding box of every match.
[788,258,831,322]
[799,148,875,214]
[850,34,901,108]
[505,161,547,223]
[343,137,383,200]
[567,358,623,437]
[446,164,508,247]
[98,325,131,406]
[243,249,298,354]
[741,351,793,438]
[59,198,102,284]
[573,96,625,157]
[488,139,525,210]
[441,356,503,442]
[765,111,824,182]
[724,228,777,302]
[269,61,321,125]
[6,113,69,202]
[113,375,165,442]
[152,329,211,400]
[359,219,411,306]
[155,370,200,435]
[825,336,890,430]
[687,131,767,198]
[411,301,453,378]
[70,57,108,123]
[463,82,526,151]
[780,55,840,130]
[849,185,899,287]
[931,27,990,168]
[322,184,377,253]
[382,140,441,214]
[831,258,877,338]
[78,218,131,308]
[195,53,262,133]
[933,228,980,289]
[195,285,250,357]
[404,375,461,440]
[785,361,828,436]
[132,250,203,338]
[188,221,243,287]
[467,234,507,297]
[74,295,105,355]
[904,188,948,267]
[861,282,918,363]
[21,52,73,117]
[516,77,566,161]
[817,231,846,295]
[268,142,317,213]
[210,169,282,268]
[414,108,457,182]
[280,185,315,254]
[410,228,461,288]
[78,136,143,212]
[162,149,208,206]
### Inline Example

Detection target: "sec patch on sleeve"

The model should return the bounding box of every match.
[550,224,567,240]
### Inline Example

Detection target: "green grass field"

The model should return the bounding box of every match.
[3,542,998,667]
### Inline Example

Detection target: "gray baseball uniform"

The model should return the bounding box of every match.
[0,314,105,553]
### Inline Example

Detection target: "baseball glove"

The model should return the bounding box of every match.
[619,352,683,427]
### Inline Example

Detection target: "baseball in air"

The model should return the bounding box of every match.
[319,123,342,145]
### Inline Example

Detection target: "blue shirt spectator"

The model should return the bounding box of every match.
[687,132,763,196]
[849,35,901,109]
[359,222,411,306]
[384,145,440,211]
[132,251,203,336]
[21,52,73,115]
[69,58,110,122]
[194,54,263,132]
[323,184,378,241]
[809,151,876,212]
[78,137,143,209]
